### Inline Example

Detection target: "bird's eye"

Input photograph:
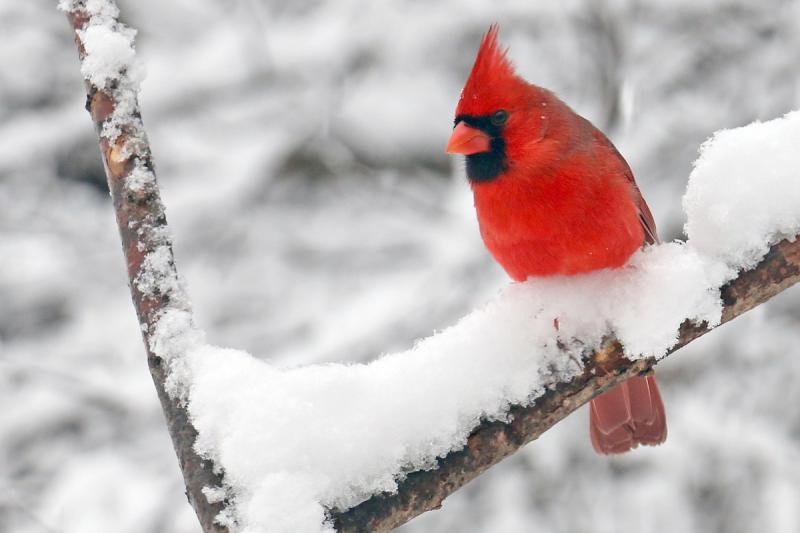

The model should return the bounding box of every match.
[491,110,509,126]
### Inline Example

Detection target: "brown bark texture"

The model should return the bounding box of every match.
[64,3,229,533]
[64,2,800,533]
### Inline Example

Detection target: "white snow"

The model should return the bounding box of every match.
[77,24,136,90]
[64,0,141,92]
[133,245,179,298]
[58,0,118,19]
[126,160,156,192]
[684,110,800,268]
[156,244,726,532]
[156,245,721,532]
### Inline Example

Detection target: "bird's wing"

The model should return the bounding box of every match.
[634,187,659,245]
[589,125,659,245]
[618,158,659,245]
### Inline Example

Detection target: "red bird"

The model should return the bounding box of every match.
[447,26,666,454]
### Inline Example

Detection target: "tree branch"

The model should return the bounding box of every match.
[331,238,800,532]
[64,2,800,532]
[63,3,228,532]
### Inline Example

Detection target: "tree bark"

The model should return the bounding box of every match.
[64,3,228,532]
[63,2,800,533]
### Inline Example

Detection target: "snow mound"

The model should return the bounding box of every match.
[77,23,137,90]
[684,110,800,268]
[152,242,731,532]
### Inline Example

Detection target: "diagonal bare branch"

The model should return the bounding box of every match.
[63,3,228,532]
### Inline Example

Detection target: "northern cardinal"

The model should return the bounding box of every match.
[447,26,666,454]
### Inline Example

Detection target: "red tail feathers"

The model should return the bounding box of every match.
[589,374,667,454]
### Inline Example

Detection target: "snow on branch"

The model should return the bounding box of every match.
[61,2,226,532]
[332,238,800,532]
[64,1,800,532]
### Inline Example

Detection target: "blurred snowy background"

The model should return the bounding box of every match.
[2,0,800,532]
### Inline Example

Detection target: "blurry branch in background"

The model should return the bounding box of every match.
[63,3,228,533]
[63,2,800,533]
[581,1,625,132]
[332,238,800,532]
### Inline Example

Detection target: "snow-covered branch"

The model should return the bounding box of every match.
[62,2,227,532]
[64,2,800,533]
[332,237,800,532]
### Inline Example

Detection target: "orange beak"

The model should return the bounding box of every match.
[446,122,491,155]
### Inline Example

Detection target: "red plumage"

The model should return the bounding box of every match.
[448,26,666,454]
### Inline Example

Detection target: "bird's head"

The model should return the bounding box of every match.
[447,25,553,183]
